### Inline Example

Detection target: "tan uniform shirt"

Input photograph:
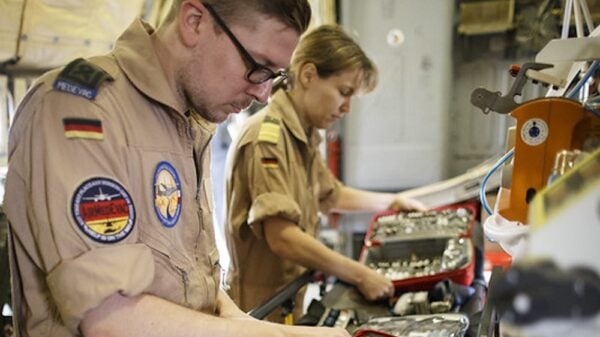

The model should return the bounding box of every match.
[225,89,341,321]
[4,20,220,337]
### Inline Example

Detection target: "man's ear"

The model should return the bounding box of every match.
[178,0,206,47]
[298,63,318,87]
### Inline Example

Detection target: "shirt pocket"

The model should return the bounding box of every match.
[140,228,195,306]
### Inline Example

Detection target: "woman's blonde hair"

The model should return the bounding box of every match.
[288,25,377,93]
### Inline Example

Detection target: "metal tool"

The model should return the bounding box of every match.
[373,208,472,241]
[470,62,554,114]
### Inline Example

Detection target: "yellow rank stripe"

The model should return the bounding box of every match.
[258,122,280,144]
[262,163,279,169]
[64,130,104,140]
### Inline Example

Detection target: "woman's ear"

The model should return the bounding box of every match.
[298,63,318,87]
[178,0,205,47]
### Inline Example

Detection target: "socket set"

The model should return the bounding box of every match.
[352,313,469,337]
[363,238,473,289]
[367,204,476,245]
[360,203,477,291]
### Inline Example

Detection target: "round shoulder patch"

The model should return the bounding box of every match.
[153,161,182,228]
[71,178,135,243]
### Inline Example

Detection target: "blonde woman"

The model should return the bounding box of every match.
[225,25,426,322]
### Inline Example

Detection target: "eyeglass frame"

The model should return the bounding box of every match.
[203,2,287,85]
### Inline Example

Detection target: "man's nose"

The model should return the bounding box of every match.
[247,81,272,104]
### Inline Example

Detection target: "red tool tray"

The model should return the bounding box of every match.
[359,202,478,291]
[364,202,478,247]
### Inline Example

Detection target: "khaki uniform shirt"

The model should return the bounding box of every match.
[225,90,341,321]
[4,20,220,336]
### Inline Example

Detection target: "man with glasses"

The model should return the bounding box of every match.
[4,1,350,336]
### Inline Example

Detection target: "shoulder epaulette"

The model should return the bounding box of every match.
[257,115,281,144]
[53,58,113,100]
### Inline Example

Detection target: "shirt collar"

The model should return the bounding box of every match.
[190,108,217,135]
[271,89,322,147]
[113,19,187,116]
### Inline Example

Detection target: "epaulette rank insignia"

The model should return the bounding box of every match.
[53,58,113,100]
[258,116,281,144]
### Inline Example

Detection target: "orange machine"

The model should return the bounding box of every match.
[471,62,600,224]
[498,98,599,224]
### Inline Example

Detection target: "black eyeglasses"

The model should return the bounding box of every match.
[203,3,287,85]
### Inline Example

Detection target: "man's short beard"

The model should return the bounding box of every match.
[179,77,219,123]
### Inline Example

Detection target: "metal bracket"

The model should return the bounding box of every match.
[470,62,554,114]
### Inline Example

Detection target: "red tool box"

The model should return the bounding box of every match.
[359,202,477,291]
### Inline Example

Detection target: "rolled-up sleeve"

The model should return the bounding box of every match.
[47,244,154,333]
[243,140,301,239]
[248,192,301,233]
[6,91,154,335]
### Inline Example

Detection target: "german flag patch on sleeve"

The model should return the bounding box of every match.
[63,118,104,140]
[261,157,279,169]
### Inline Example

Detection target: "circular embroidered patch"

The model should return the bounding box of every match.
[71,178,135,243]
[153,161,182,228]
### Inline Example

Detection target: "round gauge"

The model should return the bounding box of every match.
[520,118,548,146]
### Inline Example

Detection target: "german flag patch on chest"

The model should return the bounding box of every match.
[63,118,104,140]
